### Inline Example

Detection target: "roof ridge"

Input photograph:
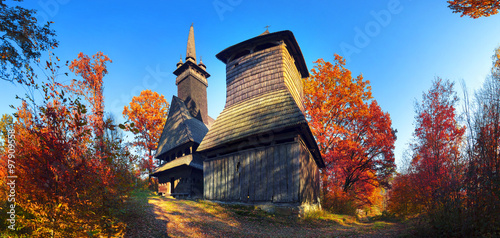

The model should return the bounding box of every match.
[174,96,195,142]
[155,96,209,158]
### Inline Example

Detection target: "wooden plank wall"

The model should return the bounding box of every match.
[203,142,302,203]
[299,142,320,204]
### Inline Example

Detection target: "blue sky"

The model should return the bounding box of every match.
[2,0,500,170]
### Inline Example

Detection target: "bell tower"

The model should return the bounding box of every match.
[173,24,211,125]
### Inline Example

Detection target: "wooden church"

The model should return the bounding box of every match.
[151,24,213,197]
[152,25,324,207]
[197,30,325,206]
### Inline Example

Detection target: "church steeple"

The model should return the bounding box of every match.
[173,24,211,126]
[186,23,196,63]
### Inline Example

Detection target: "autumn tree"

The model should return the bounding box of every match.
[122,89,169,175]
[66,52,111,154]
[304,55,396,211]
[9,61,95,235]
[389,49,500,237]
[448,0,500,18]
[0,52,133,236]
[410,78,465,214]
[388,78,466,235]
[461,47,500,235]
[0,0,57,84]
[387,173,422,217]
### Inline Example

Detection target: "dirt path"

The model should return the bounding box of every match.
[120,192,410,238]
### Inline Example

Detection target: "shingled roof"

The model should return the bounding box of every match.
[155,96,209,158]
[197,89,324,167]
[153,154,203,175]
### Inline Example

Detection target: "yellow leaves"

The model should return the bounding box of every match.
[123,89,169,172]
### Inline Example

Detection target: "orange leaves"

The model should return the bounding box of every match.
[304,56,372,152]
[122,89,169,174]
[66,52,111,157]
[389,78,465,221]
[447,0,500,18]
[3,50,137,236]
[304,55,396,209]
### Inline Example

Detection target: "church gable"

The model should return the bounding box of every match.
[155,96,208,160]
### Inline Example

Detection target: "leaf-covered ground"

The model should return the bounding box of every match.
[118,191,413,238]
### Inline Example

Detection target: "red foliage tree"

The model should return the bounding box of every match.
[1,52,134,236]
[410,78,465,212]
[304,56,396,209]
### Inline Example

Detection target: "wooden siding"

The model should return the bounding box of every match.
[225,45,286,108]
[299,141,320,204]
[203,142,303,203]
[282,45,305,112]
[157,166,204,197]
[223,44,304,111]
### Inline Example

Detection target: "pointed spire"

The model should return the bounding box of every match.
[186,23,196,63]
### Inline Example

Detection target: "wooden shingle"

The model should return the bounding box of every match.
[155,96,209,159]
[198,89,303,151]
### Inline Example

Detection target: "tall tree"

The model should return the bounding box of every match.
[304,55,396,209]
[463,48,500,234]
[410,78,465,232]
[66,52,111,153]
[389,48,500,237]
[448,0,500,18]
[122,89,169,175]
[0,0,57,84]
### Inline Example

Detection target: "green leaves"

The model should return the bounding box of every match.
[0,0,58,85]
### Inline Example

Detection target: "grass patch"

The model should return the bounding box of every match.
[371,221,390,229]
